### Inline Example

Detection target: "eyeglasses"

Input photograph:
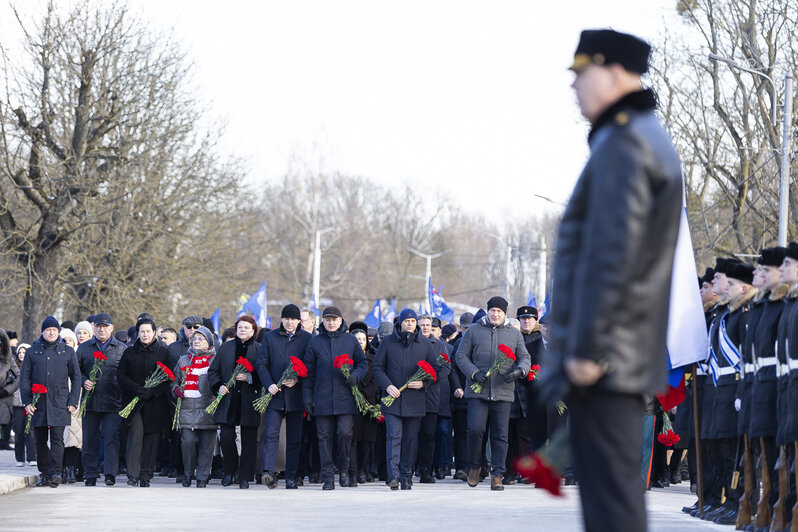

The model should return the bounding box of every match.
[186,324,201,330]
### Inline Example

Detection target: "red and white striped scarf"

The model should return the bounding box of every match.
[184,353,212,398]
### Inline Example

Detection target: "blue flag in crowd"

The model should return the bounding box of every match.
[210,308,221,334]
[527,291,537,309]
[384,299,396,323]
[308,294,321,316]
[364,299,382,328]
[428,279,454,322]
[240,281,269,328]
[539,292,550,317]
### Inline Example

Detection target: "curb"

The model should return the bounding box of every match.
[0,473,39,495]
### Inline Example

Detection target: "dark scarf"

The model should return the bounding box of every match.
[234,336,253,359]
[396,330,418,347]
[588,88,657,142]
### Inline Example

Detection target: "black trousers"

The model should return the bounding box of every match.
[385,414,422,481]
[526,388,549,451]
[33,425,65,476]
[568,391,646,532]
[12,407,35,463]
[82,411,122,478]
[316,414,354,482]
[417,412,438,473]
[219,424,258,481]
[505,416,531,475]
[126,412,160,481]
[452,408,469,471]
[466,398,511,476]
[263,409,303,478]
[298,417,320,478]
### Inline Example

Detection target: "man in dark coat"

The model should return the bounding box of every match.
[373,308,438,490]
[302,306,367,490]
[77,312,127,486]
[256,304,312,489]
[542,30,683,532]
[20,316,81,487]
[416,315,451,484]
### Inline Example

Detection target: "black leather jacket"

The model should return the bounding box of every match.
[543,89,682,398]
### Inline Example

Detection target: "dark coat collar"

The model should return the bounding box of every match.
[588,88,657,143]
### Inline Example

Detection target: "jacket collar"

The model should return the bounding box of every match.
[588,88,657,143]
[479,316,509,329]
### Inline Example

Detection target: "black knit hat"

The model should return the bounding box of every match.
[759,247,788,267]
[486,296,508,314]
[349,321,368,335]
[569,29,651,74]
[281,304,301,320]
[726,261,755,285]
[41,316,60,333]
[786,242,798,261]
[441,324,457,338]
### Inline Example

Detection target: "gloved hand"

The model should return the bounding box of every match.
[503,368,525,383]
[173,387,185,399]
[734,398,741,412]
[345,375,358,387]
[304,402,313,420]
[137,387,154,400]
[473,371,488,385]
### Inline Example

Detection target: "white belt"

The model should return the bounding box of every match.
[717,366,737,377]
[743,363,756,376]
[757,357,778,368]
[696,366,706,376]
[777,364,790,377]
[790,359,798,371]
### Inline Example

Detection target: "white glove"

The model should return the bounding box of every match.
[734,398,741,412]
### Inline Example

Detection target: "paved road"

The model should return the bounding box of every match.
[0,473,728,531]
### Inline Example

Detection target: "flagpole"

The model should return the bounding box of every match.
[691,362,704,517]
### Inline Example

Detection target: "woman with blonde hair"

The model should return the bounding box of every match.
[60,328,83,483]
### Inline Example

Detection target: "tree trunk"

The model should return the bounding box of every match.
[21,248,60,342]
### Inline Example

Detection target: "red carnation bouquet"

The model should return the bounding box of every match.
[206,356,255,414]
[381,360,437,407]
[172,365,189,430]
[119,361,175,418]
[526,364,541,381]
[657,413,680,447]
[334,354,382,420]
[77,351,107,417]
[471,343,516,394]
[514,427,570,496]
[438,352,450,365]
[24,384,47,434]
[253,356,307,413]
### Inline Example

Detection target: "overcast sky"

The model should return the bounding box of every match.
[2,1,685,220]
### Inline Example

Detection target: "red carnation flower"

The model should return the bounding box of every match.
[657,429,681,447]
[417,360,437,381]
[156,361,175,381]
[92,351,107,361]
[236,357,255,373]
[334,354,353,369]
[377,414,385,423]
[514,453,563,496]
[527,364,541,382]
[31,384,48,395]
[498,343,517,361]
[439,352,450,363]
[290,356,308,378]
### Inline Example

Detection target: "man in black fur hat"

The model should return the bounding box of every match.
[543,28,683,532]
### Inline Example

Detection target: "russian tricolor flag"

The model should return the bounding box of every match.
[656,206,707,410]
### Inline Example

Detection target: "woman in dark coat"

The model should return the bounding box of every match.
[0,330,20,459]
[208,315,261,489]
[20,317,81,487]
[116,318,172,487]
[348,321,380,484]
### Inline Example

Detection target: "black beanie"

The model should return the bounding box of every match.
[281,304,301,320]
[41,316,61,332]
[486,296,508,314]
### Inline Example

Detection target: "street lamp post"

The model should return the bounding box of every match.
[408,247,449,313]
[708,53,793,246]
[313,227,335,314]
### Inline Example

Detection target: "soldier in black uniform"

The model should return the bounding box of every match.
[705,260,757,524]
